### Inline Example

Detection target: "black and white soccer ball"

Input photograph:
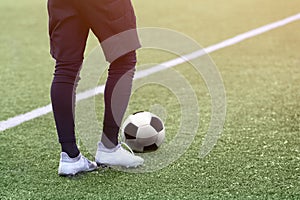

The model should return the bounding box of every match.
[121,111,165,152]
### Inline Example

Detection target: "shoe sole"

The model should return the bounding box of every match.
[96,163,110,168]
[58,166,98,177]
[96,162,142,168]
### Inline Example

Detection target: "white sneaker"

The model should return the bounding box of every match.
[58,152,97,176]
[95,142,144,168]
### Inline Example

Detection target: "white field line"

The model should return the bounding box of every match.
[1,13,299,132]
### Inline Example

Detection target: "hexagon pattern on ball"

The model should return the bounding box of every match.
[121,111,165,152]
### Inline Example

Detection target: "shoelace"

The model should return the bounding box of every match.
[120,142,135,155]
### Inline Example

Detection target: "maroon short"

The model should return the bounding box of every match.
[47,0,141,62]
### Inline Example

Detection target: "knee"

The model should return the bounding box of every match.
[52,60,83,84]
[109,51,137,74]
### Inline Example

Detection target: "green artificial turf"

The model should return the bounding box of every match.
[0,0,299,199]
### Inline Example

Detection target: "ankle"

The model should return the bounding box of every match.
[61,142,80,158]
[100,134,118,149]
[98,142,119,152]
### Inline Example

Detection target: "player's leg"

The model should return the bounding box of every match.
[77,0,140,148]
[101,50,136,148]
[47,0,97,175]
[77,0,143,167]
[96,50,143,168]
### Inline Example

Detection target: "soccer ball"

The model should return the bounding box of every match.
[121,111,165,152]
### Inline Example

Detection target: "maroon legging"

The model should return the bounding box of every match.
[51,51,136,153]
